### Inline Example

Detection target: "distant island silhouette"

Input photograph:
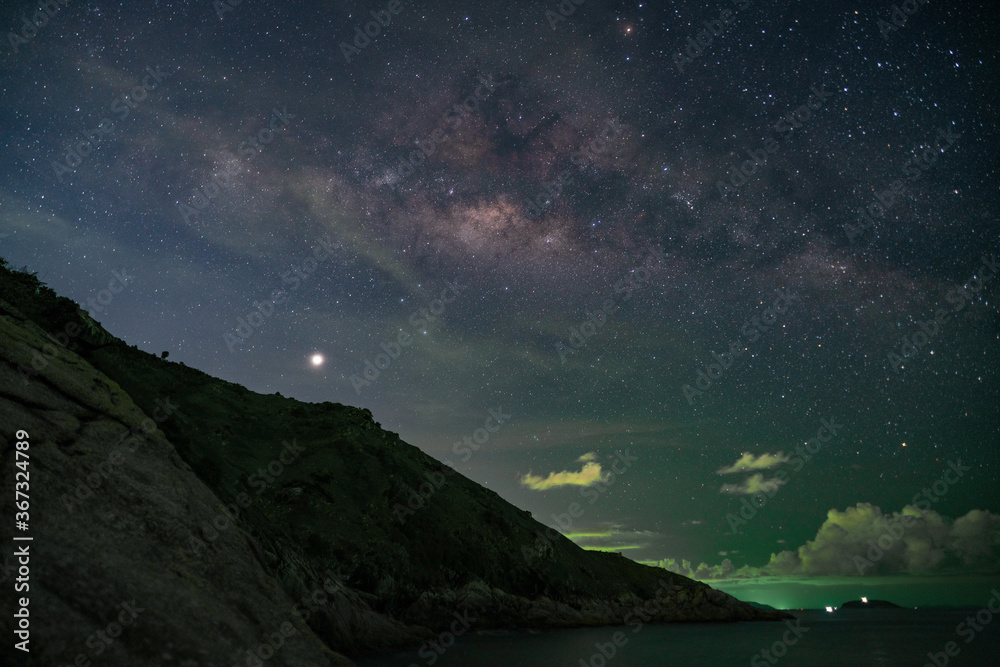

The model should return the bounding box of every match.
[839,599,903,609]
[746,601,779,611]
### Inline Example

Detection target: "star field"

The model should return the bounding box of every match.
[1,0,997,605]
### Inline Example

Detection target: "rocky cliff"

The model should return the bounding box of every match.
[0,260,788,666]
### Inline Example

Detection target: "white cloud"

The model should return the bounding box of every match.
[655,504,1000,580]
[717,452,790,475]
[719,473,787,496]
[521,460,608,490]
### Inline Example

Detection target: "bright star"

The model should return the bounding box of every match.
[310,353,324,367]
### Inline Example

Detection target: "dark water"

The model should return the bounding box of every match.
[361,609,1000,666]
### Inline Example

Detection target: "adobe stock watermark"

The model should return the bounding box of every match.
[750,618,809,666]
[578,578,685,666]
[61,398,179,512]
[442,407,512,468]
[544,0,590,32]
[7,0,71,56]
[410,609,476,667]
[682,287,800,405]
[81,269,134,317]
[176,160,241,225]
[854,459,971,575]
[50,599,145,664]
[189,439,305,557]
[725,418,842,535]
[878,0,931,40]
[213,0,244,20]
[231,567,350,667]
[16,270,134,385]
[340,0,405,63]
[247,439,305,493]
[392,407,511,524]
[51,66,173,183]
[923,589,1000,667]
[887,253,996,373]
[522,450,638,565]
[188,489,255,557]
[178,107,296,224]
[348,280,468,394]
[673,0,755,73]
[232,621,298,667]
[526,118,624,219]
[224,234,338,353]
[845,124,960,244]
[716,83,835,197]
[384,74,498,189]
[16,317,90,385]
[556,246,664,363]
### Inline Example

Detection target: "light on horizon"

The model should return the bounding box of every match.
[861,596,868,603]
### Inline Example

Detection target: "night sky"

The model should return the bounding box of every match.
[2,0,998,608]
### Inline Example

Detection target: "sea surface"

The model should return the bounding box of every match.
[360,609,1000,666]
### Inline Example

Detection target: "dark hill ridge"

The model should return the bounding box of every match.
[0,259,789,665]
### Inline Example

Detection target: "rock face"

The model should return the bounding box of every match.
[404,578,781,630]
[0,300,357,666]
[0,261,789,665]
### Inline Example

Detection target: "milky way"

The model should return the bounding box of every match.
[1,0,997,605]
